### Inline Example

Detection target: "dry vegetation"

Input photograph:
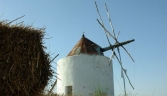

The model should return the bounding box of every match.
[0,20,53,96]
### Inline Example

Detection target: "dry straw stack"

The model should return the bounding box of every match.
[0,21,53,96]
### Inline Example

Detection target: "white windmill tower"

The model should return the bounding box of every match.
[56,2,135,96]
[56,34,134,96]
[57,34,114,96]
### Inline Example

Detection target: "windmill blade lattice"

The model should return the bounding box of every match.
[97,19,135,62]
[95,2,135,96]
[104,2,135,89]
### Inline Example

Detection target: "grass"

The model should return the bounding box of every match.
[41,92,138,96]
[42,89,108,96]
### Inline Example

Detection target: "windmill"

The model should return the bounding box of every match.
[95,2,135,96]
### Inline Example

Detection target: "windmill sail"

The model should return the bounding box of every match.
[95,2,135,96]
[95,2,112,46]
[105,3,135,62]
[104,2,135,89]
[105,3,116,38]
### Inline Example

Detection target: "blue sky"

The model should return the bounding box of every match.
[1,0,167,96]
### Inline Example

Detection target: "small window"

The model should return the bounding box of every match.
[66,86,72,95]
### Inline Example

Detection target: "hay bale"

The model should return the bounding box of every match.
[0,21,53,96]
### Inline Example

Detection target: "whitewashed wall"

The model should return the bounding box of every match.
[57,54,114,96]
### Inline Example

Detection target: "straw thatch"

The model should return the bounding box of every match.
[0,21,53,96]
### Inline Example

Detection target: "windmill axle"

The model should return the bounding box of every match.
[101,39,135,52]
